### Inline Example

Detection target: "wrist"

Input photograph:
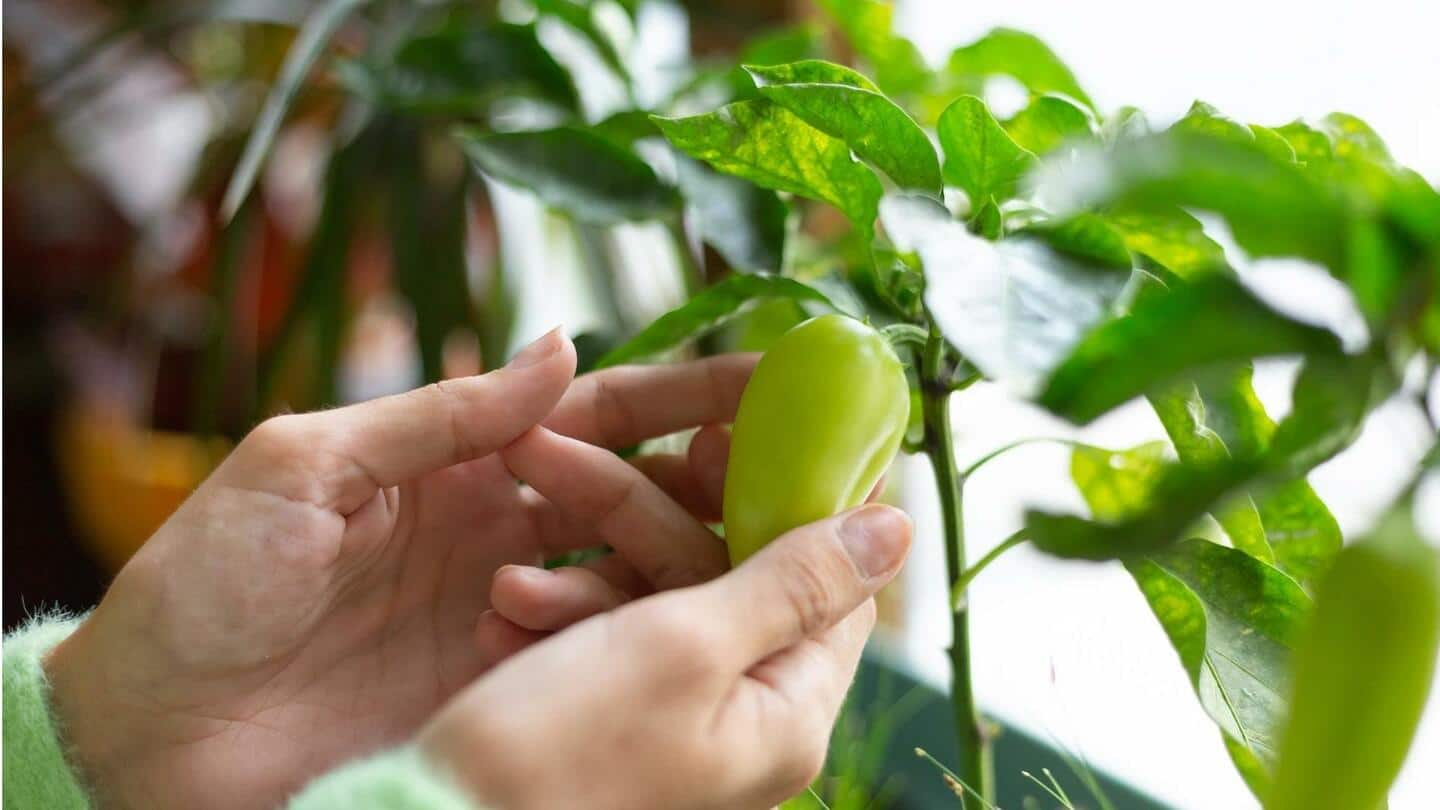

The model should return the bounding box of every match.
[43,615,156,806]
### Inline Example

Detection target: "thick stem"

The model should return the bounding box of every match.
[920,329,994,804]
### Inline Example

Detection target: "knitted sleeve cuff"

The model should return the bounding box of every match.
[2,613,92,810]
[288,745,483,810]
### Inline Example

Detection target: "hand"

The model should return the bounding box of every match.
[420,504,913,810]
[43,330,756,809]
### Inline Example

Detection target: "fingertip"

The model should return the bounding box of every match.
[837,504,912,582]
[473,609,548,669]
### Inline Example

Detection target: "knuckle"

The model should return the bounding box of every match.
[629,599,721,670]
[423,380,479,461]
[244,414,307,457]
[777,552,840,639]
[594,375,638,448]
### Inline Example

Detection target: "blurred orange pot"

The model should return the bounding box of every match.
[57,407,230,572]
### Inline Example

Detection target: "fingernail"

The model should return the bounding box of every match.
[839,505,911,578]
[498,564,550,583]
[507,327,564,369]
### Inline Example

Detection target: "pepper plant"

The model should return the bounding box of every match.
[206,0,1440,805]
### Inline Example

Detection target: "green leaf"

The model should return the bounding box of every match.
[882,194,1128,388]
[1270,351,1390,472]
[457,127,679,225]
[936,95,1036,206]
[747,61,942,194]
[945,27,1093,111]
[597,274,837,367]
[1272,121,1333,164]
[1004,94,1094,156]
[1035,131,1347,269]
[1102,205,1228,278]
[739,23,828,68]
[673,155,787,272]
[340,23,577,115]
[1127,540,1311,799]
[1254,478,1343,588]
[816,0,932,96]
[222,0,369,220]
[1031,446,1255,560]
[1022,213,1132,269]
[1039,274,1344,425]
[653,100,884,227]
[531,0,630,82]
[1269,499,1440,810]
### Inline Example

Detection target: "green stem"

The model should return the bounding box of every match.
[920,326,994,805]
[951,530,1026,611]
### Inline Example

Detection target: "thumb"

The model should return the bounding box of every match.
[698,504,911,668]
[225,329,576,512]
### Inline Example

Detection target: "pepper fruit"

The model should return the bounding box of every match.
[722,313,910,565]
[1267,502,1440,810]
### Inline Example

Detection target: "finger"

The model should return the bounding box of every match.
[491,564,633,631]
[697,505,910,668]
[628,454,717,522]
[544,353,758,448]
[503,427,729,590]
[687,424,731,516]
[228,329,576,513]
[473,610,549,671]
[747,599,877,712]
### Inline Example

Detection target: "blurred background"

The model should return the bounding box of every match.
[5,1,1438,808]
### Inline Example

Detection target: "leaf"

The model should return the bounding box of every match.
[1272,121,1333,164]
[222,0,369,220]
[1254,478,1343,588]
[739,23,828,67]
[1033,131,1347,269]
[945,27,1093,111]
[531,0,629,81]
[1004,94,1093,156]
[1031,448,1256,560]
[597,275,838,367]
[1269,499,1440,810]
[1270,351,1390,471]
[1102,205,1228,277]
[882,194,1128,389]
[816,0,932,96]
[1069,442,1170,521]
[457,127,679,225]
[340,23,577,115]
[673,155,787,272]
[747,60,942,194]
[936,95,1036,206]
[1039,274,1344,425]
[1022,213,1132,269]
[1127,540,1311,799]
[654,100,884,227]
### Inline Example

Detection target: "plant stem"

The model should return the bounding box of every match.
[951,529,1027,611]
[920,326,994,804]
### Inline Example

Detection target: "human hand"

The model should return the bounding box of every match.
[420,503,913,810]
[43,330,756,809]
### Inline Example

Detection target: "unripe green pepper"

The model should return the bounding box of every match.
[1267,505,1440,810]
[722,314,910,564]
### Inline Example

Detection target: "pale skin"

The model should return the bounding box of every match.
[44,329,913,810]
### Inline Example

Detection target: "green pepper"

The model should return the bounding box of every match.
[1267,502,1440,810]
[722,313,910,565]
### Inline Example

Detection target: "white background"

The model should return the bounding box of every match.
[893,1,1440,807]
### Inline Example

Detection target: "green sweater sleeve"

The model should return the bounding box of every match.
[3,615,484,810]
[3,613,92,810]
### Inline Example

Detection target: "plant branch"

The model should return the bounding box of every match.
[960,436,1086,480]
[951,530,1027,611]
[920,323,994,804]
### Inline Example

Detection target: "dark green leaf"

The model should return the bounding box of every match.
[653,100,883,227]
[1270,351,1390,471]
[746,61,942,194]
[531,0,629,81]
[591,110,661,147]
[1004,94,1094,155]
[1127,540,1311,798]
[883,194,1128,387]
[673,156,787,272]
[222,0,368,220]
[1032,450,1257,560]
[945,27,1093,111]
[597,274,837,367]
[338,23,577,115]
[1039,274,1344,424]
[936,95,1036,206]
[739,23,828,67]
[457,127,679,225]
[1035,131,1347,269]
